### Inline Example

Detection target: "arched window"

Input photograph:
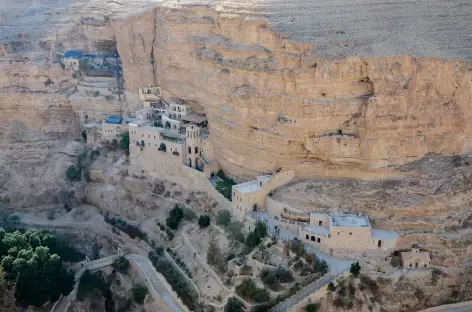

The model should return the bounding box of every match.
[317,238,321,243]
[188,147,191,154]
[195,147,198,154]
[305,235,309,240]
[311,236,315,241]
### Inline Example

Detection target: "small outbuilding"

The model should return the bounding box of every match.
[63,50,83,71]
[401,248,431,269]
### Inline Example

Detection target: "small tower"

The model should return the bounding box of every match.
[186,124,200,169]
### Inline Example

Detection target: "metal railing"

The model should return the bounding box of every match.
[270,269,346,312]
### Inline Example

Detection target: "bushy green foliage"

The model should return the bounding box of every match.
[314,259,328,275]
[104,215,147,240]
[215,173,237,201]
[207,234,225,274]
[131,283,148,304]
[119,132,130,153]
[198,215,211,228]
[0,208,21,231]
[78,270,106,300]
[225,297,244,312]
[350,261,361,277]
[216,169,226,179]
[327,282,336,292]
[0,229,75,307]
[113,256,130,273]
[254,221,267,237]
[66,165,82,181]
[235,279,270,303]
[66,148,100,182]
[305,303,319,312]
[148,249,198,310]
[260,267,294,290]
[166,205,184,230]
[245,221,267,249]
[216,210,231,227]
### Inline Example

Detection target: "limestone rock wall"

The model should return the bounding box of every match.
[114,8,472,180]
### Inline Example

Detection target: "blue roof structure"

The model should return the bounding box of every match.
[64,50,83,59]
[106,116,122,124]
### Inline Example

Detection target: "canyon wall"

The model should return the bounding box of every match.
[112,7,472,180]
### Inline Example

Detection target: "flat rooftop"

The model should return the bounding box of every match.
[257,175,271,183]
[181,113,207,124]
[330,212,370,228]
[84,121,101,128]
[371,229,398,240]
[234,174,273,194]
[303,225,330,237]
[161,131,185,143]
[142,125,164,133]
[234,180,262,194]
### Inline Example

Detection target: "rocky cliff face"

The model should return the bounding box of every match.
[1,1,472,194]
[112,6,472,180]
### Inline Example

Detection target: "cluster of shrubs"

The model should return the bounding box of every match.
[245,221,267,249]
[166,205,184,230]
[328,278,356,310]
[286,238,328,276]
[215,169,237,200]
[156,221,175,240]
[198,215,211,228]
[260,267,294,291]
[66,148,100,182]
[166,247,192,278]
[104,214,147,240]
[235,279,270,303]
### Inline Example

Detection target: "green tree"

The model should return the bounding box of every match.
[198,215,211,228]
[216,210,231,227]
[81,130,87,142]
[0,230,74,307]
[254,221,267,238]
[131,283,148,304]
[166,205,184,230]
[77,270,105,300]
[206,234,221,267]
[235,279,270,303]
[305,303,319,312]
[350,261,361,277]
[119,132,130,153]
[327,282,336,292]
[66,165,81,182]
[225,297,244,312]
[245,232,261,249]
